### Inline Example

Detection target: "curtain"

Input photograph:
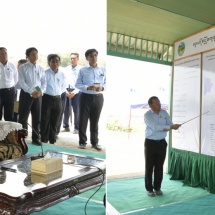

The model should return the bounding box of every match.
[169,148,215,193]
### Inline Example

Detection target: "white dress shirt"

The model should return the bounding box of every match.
[18,61,46,94]
[64,64,82,94]
[0,61,18,89]
[44,68,67,96]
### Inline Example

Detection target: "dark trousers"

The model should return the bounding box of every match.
[79,93,103,146]
[144,138,167,192]
[41,94,62,144]
[63,97,72,128]
[18,89,41,142]
[56,92,67,135]
[0,87,15,121]
[63,92,80,130]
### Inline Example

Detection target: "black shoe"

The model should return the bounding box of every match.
[79,144,86,149]
[154,190,163,196]
[32,140,42,146]
[41,139,48,143]
[62,128,70,132]
[91,144,102,151]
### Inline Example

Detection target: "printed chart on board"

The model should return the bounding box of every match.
[172,54,201,153]
[201,50,215,156]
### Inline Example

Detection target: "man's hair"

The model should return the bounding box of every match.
[48,54,61,62]
[18,59,27,64]
[25,47,38,57]
[47,54,54,61]
[0,47,7,51]
[70,53,79,58]
[85,49,98,57]
[148,96,159,105]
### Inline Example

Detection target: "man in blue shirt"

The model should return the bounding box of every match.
[41,54,67,144]
[18,47,46,146]
[144,96,180,196]
[75,49,106,151]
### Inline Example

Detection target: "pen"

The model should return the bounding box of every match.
[1,166,17,173]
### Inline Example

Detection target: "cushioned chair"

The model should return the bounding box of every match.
[0,122,28,161]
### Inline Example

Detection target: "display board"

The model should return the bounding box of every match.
[172,54,201,153]
[201,50,215,156]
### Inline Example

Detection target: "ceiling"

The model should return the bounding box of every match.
[107,0,215,46]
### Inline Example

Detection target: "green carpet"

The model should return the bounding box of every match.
[26,142,105,215]
[107,174,210,214]
[123,194,215,215]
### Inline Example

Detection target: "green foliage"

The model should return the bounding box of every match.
[57,53,71,67]
[106,120,133,132]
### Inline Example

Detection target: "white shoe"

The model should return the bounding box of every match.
[73,129,79,134]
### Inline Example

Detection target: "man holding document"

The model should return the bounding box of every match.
[18,47,46,146]
[144,96,181,197]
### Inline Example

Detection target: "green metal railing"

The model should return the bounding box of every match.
[107,32,173,65]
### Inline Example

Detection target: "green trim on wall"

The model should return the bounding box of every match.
[107,32,173,66]
[107,50,173,66]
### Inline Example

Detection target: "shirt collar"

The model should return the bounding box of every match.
[150,109,161,115]
[86,64,99,69]
[0,61,8,67]
[27,61,37,67]
[71,64,78,69]
[50,68,59,74]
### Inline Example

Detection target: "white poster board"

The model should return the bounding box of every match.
[172,54,201,153]
[201,50,215,156]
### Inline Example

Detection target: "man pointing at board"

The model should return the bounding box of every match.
[144,96,181,197]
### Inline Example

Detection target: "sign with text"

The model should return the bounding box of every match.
[174,26,215,60]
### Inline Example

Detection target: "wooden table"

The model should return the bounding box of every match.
[0,150,106,215]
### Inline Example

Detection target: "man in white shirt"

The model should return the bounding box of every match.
[0,47,18,121]
[18,47,46,146]
[63,53,82,134]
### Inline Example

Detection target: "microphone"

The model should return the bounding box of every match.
[27,122,44,159]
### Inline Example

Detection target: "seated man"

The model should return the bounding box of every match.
[0,121,28,161]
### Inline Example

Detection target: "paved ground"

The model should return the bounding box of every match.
[26,113,168,180]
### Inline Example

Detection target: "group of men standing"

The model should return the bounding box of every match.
[0,47,106,151]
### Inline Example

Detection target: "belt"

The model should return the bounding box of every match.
[94,93,102,96]
[146,138,165,142]
[0,87,14,91]
[44,94,61,99]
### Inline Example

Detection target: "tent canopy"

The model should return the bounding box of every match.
[107,0,215,64]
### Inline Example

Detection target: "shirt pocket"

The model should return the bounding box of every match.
[7,69,14,79]
[159,117,167,125]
